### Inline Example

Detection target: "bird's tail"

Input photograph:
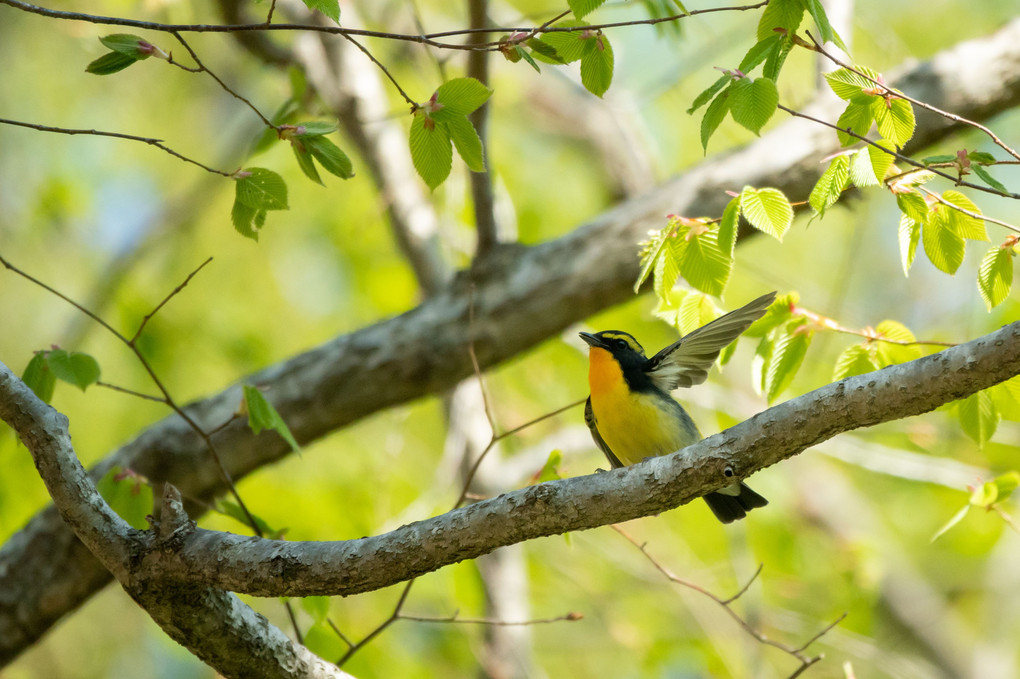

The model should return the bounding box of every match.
[703,482,768,524]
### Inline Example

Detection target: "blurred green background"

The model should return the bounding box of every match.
[1,1,1019,677]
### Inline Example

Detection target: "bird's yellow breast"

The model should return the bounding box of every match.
[587,347,700,465]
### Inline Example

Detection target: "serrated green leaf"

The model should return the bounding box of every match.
[972,165,1008,193]
[700,87,731,152]
[435,77,492,115]
[745,291,796,337]
[718,197,740,257]
[848,148,879,188]
[874,320,922,365]
[873,97,915,148]
[568,0,608,19]
[687,75,730,115]
[540,22,589,63]
[922,213,966,274]
[677,291,720,335]
[652,289,690,328]
[765,319,812,403]
[978,244,1014,310]
[653,236,683,302]
[756,0,804,42]
[293,121,339,137]
[896,191,929,224]
[967,151,996,165]
[835,100,874,146]
[898,214,921,276]
[409,113,453,190]
[833,344,880,381]
[940,190,987,241]
[235,168,289,210]
[86,51,140,75]
[803,0,849,52]
[230,199,260,241]
[46,350,100,391]
[990,377,1020,422]
[739,186,792,241]
[763,34,794,81]
[304,135,354,179]
[292,142,323,186]
[931,504,970,543]
[22,353,56,403]
[445,115,486,172]
[824,66,881,100]
[922,154,957,165]
[636,227,673,293]
[809,154,849,216]
[580,33,614,97]
[958,390,999,447]
[301,0,340,22]
[96,467,153,530]
[243,385,301,455]
[729,77,778,136]
[527,38,564,64]
[99,34,154,57]
[868,140,896,183]
[680,227,732,297]
[738,35,782,74]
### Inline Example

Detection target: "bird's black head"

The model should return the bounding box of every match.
[579,330,648,370]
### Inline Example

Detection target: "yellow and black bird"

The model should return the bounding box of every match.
[579,291,777,523]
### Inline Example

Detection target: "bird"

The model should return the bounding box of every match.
[579,291,777,523]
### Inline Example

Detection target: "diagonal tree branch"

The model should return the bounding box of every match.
[2,18,1020,665]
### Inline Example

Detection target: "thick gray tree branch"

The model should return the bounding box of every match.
[0,364,350,679]
[2,18,1020,664]
[2,323,1018,602]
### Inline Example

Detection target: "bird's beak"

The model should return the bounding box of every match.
[579,332,604,349]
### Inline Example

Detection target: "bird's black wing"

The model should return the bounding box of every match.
[585,396,624,469]
[646,291,777,392]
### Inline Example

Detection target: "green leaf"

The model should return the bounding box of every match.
[86,51,140,75]
[739,186,793,241]
[977,244,1014,310]
[304,135,354,179]
[22,353,56,403]
[526,38,564,64]
[303,621,346,661]
[409,113,453,190]
[580,33,614,97]
[46,350,100,391]
[802,0,849,52]
[435,77,492,115]
[874,97,915,148]
[292,142,323,186]
[931,504,970,543]
[940,190,987,241]
[301,596,331,623]
[516,45,541,72]
[991,471,1020,501]
[972,165,1008,193]
[676,291,720,335]
[833,344,880,381]
[653,236,682,302]
[99,34,156,58]
[922,154,957,165]
[445,115,486,172]
[896,191,929,224]
[679,227,732,297]
[729,77,778,136]
[835,100,874,146]
[898,215,921,276]
[652,289,690,328]
[235,168,289,210]
[958,391,999,447]
[635,227,673,293]
[868,140,896,184]
[809,154,849,216]
[700,87,731,152]
[293,121,339,137]
[534,450,564,484]
[242,385,301,455]
[738,35,782,74]
[765,319,812,403]
[848,148,879,188]
[968,151,997,165]
[230,200,261,241]
[762,34,794,81]
[687,74,730,115]
[539,22,589,63]
[96,467,153,530]
[568,0,608,19]
[922,213,966,274]
[756,0,804,42]
[874,320,922,365]
[301,0,340,22]
[717,197,740,257]
[824,66,881,100]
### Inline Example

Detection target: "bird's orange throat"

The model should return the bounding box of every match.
[587,347,625,397]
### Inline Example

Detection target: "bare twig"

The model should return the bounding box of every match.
[399,611,582,625]
[131,257,212,343]
[918,187,1020,235]
[0,117,231,176]
[792,306,957,348]
[336,580,414,666]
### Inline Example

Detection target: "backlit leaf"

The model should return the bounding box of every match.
[729,77,778,135]
[409,113,453,190]
[739,186,793,241]
[977,244,1014,310]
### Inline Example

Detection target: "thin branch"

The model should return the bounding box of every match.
[169,32,277,129]
[918,186,1020,235]
[131,257,212,343]
[0,117,231,176]
[805,32,1020,163]
[265,0,277,24]
[399,611,582,625]
[792,306,958,348]
[612,525,845,676]
[96,381,166,403]
[336,32,417,110]
[336,580,414,666]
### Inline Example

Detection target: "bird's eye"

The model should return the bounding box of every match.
[615,339,629,350]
